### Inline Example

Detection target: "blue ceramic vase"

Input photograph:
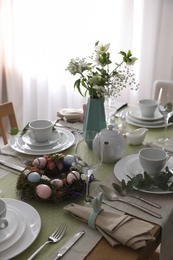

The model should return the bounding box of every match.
[83,97,106,133]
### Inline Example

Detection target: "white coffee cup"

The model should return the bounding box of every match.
[138,99,157,117]
[29,119,53,142]
[139,148,170,176]
[0,199,8,229]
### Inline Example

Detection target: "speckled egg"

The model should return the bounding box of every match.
[27,172,41,183]
[64,155,75,168]
[67,171,80,184]
[51,179,63,188]
[32,157,47,169]
[36,184,52,199]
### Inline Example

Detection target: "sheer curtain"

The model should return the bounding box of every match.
[0,0,173,128]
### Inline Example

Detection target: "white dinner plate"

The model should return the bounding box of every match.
[0,207,19,244]
[114,154,173,194]
[129,107,163,121]
[9,128,75,155]
[0,198,41,260]
[120,109,168,128]
[22,130,61,147]
[0,205,26,252]
[127,111,164,126]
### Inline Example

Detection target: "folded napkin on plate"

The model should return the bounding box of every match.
[64,203,155,249]
[57,106,86,123]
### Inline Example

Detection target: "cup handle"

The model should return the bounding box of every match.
[0,218,8,229]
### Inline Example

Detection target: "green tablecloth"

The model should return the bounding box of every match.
[0,123,173,260]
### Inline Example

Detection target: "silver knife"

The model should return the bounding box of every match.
[0,160,24,173]
[54,231,85,260]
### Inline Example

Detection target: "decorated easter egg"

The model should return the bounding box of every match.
[36,184,52,199]
[67,171,80,184]
[64,155,75,168]
[27,172,41,183]
[51,179,63,188]
[32,157,47,169]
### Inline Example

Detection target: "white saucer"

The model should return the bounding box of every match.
[9,128,75,155]
[114,154,173,194]
[0,199,41,260]
[22,130,61,147]
[0,207,18,244]
[130,107,163,121]
[0,204,26,252]
[120,109,168,128]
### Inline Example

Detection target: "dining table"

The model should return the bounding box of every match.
[0,109,173,260]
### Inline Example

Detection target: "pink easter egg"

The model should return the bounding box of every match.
[51,179,63,188]
[67,171,80,184]
[36,184,52,199]
[32,157,47,169]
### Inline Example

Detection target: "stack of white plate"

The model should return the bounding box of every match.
[120,107,166,128]
[9,128,75,155]
[0,198,41,259]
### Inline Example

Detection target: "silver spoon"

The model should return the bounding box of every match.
[112,183,161,209]
[0,149,31,165]
[99,184,162,219]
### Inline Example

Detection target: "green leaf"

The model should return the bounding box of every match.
[20,123,29,136]
[169,115,173,123]
[119,51,126,56]
[127,50,132,57]
[131,174,144,188]
[74,79,84,97]
[164,102,173,112]
[10,128,19,135]
[126,181,133,191]
[121,166,173,192]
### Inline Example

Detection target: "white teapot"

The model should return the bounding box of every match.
[93,125,126,164]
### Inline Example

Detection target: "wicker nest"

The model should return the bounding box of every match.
[16,153,86,203]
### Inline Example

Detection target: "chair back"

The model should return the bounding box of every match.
[152,80,173,102]
[0,102,18,145]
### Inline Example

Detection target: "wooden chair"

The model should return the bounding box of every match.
[152,79,173,101]
[0,102,18,145]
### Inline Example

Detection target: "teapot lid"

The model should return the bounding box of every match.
[100,125,120,137]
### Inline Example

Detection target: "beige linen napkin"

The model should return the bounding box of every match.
[64,203,155,250]
[57,106,86,123]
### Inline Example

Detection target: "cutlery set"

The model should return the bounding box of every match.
[27,223,84,260]
[96,184,162,219]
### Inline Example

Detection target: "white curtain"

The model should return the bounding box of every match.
[0,0,173,128]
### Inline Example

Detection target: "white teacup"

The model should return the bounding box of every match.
[139,148,170,176]
[0,199,8,229]
[29,119,53,143]
[138,99,157,117]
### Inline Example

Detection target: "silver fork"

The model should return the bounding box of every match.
[0,149,31,165]
[27,223,68,260]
